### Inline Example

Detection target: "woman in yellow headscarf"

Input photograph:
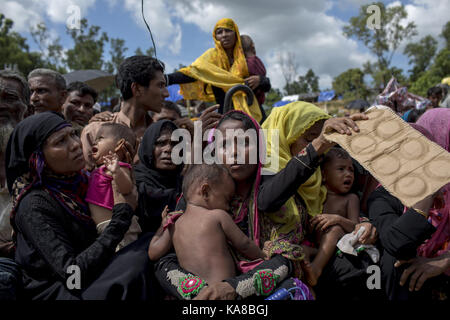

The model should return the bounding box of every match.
[258,101,368,278]
[166,18,265,123]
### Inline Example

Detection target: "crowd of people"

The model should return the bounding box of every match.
[0,18,448,301]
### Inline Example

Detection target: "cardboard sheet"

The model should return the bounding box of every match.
[324,107,450,208]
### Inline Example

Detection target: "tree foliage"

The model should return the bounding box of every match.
[343,2,417,87]
[283,69,319,95]
[65,18,109,70]
[332,68,369,100]
[0,13,44,75]
[404,35,438,82]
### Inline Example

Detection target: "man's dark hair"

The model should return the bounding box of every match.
[427,86,443,98]
[0,69,30,105]
[98,123,137,158]
[323,147,351,166]
[182,164,231,201]
[162,100,182,117]
[67,81,98,103]
[116,56,165,101]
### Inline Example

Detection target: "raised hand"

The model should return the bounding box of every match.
[103,151,119,174]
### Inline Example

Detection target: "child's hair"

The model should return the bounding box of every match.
[182,164,231,201]
[240,34,255,55]
[98,123,137,158]
[323,147,351,166]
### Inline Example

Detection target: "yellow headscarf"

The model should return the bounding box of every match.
[178,18,262,122]
[262,102,331,221]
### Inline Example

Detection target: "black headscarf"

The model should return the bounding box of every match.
[6,112,68,192]
[6,111,94,232]
[134,120,183,232]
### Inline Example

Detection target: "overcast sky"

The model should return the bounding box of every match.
[2,0,449,90]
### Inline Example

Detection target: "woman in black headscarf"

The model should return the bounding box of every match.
[6,111,155,300]
[134,120,183,233]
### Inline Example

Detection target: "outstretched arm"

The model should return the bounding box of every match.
[217,210,265,261]
[148,206,173,261]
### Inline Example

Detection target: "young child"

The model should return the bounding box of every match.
[303,147,360,286]
[148,164,266,291]
[85,122,141,251]
[241,34,270,107]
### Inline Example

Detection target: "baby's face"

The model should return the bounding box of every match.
[323,157,354,194]
[91,128,118,165]
[208,172,236,212]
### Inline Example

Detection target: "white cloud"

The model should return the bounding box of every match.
[122,0,183,55]
[3,0,96,32]
[404,0,450,46]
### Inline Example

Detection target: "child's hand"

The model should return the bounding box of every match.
[310,214,341,232]
[103,152,120,174]
[161,205,170,226]
[115,138,134,164]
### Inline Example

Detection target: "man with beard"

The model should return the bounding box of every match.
[0,69,29,299]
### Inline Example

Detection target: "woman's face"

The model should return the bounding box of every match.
[217,119,258,182]
[42,126,85,175]
[153,129,177,171]
[215,28,236,50]
[290,120,325,156]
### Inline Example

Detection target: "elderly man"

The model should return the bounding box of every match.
[28,68,67,114]
[62,81,97,135]
[0,69,29,299]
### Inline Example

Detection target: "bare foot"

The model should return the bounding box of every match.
[301,260,321,287]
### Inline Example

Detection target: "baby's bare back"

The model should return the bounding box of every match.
[172,206,236,285]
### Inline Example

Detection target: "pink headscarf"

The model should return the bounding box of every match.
[415,109,450,262]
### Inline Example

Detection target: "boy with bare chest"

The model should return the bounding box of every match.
[303,148,360,286]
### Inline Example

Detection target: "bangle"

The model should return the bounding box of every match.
[413,208,428,219]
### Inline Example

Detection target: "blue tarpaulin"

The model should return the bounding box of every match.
[317,90,335,102]
[166,84,184,102]
[273,100,291,107]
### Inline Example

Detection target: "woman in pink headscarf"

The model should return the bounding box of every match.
[368,109,450,300]
[416,108,450,260]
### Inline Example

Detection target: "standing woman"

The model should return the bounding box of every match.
[134,120,183,233]
[166,18,265,122]
[6,112,154,300]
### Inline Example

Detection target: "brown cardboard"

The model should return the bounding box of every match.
[324,107,450,208]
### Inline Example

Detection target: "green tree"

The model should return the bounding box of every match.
[441,21,450,50]
[343,2,417,87]
[404,35,438,82]
[265,88,282,107]
[65,18,109,70]
[332,68,369,100]
[30,22,66,74]
[409,22,450,96]
[105,38,128,74]
[283,69,319,95]
[0,13,44,75]
[410,49,450,96]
